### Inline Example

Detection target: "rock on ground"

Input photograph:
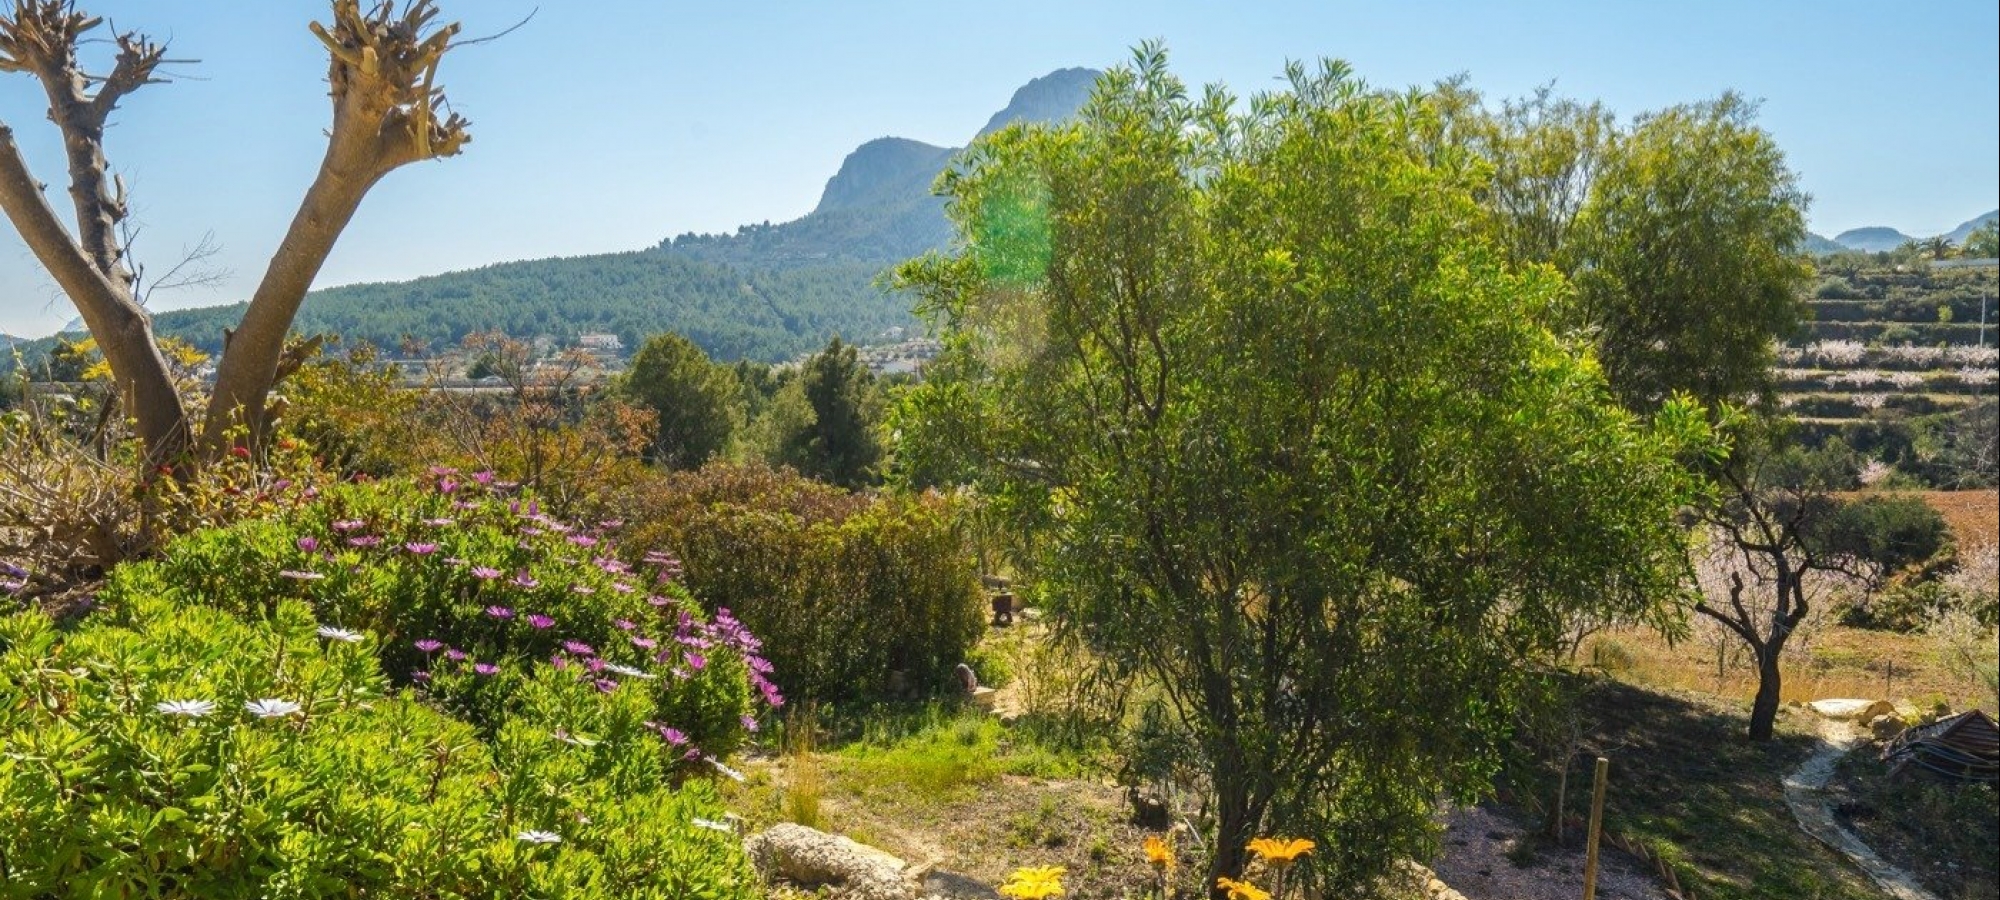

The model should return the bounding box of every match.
[1808,699,1894,722]
[748,823,917,900]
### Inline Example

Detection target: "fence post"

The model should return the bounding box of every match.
[1582,756,1609,900]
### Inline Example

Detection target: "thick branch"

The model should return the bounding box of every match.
[0,122,187,458]
[0,122,111,303]
[204,0,470,450]
[0,2,162,288]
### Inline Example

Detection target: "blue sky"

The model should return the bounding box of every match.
[0,0,1994,337]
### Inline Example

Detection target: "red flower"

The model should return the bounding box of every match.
[230,445,251,459]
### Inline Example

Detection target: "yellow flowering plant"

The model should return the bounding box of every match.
[1143,834,1176,897]
[999,866,1067,900]
[1224,835,1313,900]
[1215,876,1270,900]
[1246,837,1313,865]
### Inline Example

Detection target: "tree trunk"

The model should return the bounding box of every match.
[1208,770,1253,900]
[202,148,383,452]
[1748,644,1783,741]
[86,304,190,464]
[0,124,188,463]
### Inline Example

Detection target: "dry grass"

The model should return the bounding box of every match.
[1917,489,2000,549]
[1584,624,1996,714]
[720,705,1159,900]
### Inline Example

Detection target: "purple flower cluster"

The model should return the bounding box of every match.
[0,560,26,594]
[415,637,498,678]
[284,469,777,770]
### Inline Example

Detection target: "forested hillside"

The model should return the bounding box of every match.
[149,250,896,362]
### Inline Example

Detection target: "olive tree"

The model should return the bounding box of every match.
[896,49,1702,894]
[0,0,470,463]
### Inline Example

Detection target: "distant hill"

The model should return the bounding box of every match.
[1946,209,1998,245]
[139,68,1103,364]
[1832,226,1914,253]
[1809,210,1997,255]
[150,252,896,363]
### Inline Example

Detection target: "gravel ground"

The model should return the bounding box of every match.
[1428,804,1672,900]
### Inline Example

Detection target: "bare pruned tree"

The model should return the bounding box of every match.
[0,0,471,464]
[1688,433,1866,741]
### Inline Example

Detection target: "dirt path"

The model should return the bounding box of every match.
[1782,718,1940,900]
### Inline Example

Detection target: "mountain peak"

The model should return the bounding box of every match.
[810,69,1102,218]
[812,137,956,214]
[978,67,1102,138]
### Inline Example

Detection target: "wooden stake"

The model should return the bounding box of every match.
[1582,756,1609,900]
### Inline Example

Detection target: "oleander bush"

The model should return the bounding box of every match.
[97,469,779,760]
[615,464,985,706]
[0,595,758,900]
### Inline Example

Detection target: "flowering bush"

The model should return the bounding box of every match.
[0,595,757,899]
[99,469,778,760]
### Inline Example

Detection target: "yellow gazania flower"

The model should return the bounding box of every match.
[1216,876,1271,900]
[1143,834,1175,870]
[999,866,1067,900]
[1246,837,1315,864]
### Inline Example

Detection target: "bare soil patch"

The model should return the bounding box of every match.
[1428,804,1671,900]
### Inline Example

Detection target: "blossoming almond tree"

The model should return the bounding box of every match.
[0,0,470,464]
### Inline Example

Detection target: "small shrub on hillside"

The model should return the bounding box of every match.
[277,338,422,478]
[100,471,779,758]
[616,464,984,706]
[415,336,657,516]
[0,597,757,899]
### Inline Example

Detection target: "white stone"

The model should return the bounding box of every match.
[747,823,916,900]
[1807,698,1894,722]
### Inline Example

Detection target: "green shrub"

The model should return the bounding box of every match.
[965,641,1014,689]
[617,464,984,706]
[0,597,757,899]
[100,472,778,758]
[1816,494,1951,582]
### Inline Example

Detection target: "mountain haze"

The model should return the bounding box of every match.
[1807,209,1996,255]
[1831,226,1914,253]
[665,66,1102,270]
[1945,209,1998,245]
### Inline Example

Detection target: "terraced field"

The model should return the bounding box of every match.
[1782,262,1997,480]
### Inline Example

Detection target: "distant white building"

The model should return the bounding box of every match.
[577,333,624,352]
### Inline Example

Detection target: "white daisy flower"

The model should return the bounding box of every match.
[245,698,303,719]
[602,663,656,680]
[316,625,364,643]
[155,699,215,717]
[516,830,562,845]
[705,756,745,782]
[691,817,733,833]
